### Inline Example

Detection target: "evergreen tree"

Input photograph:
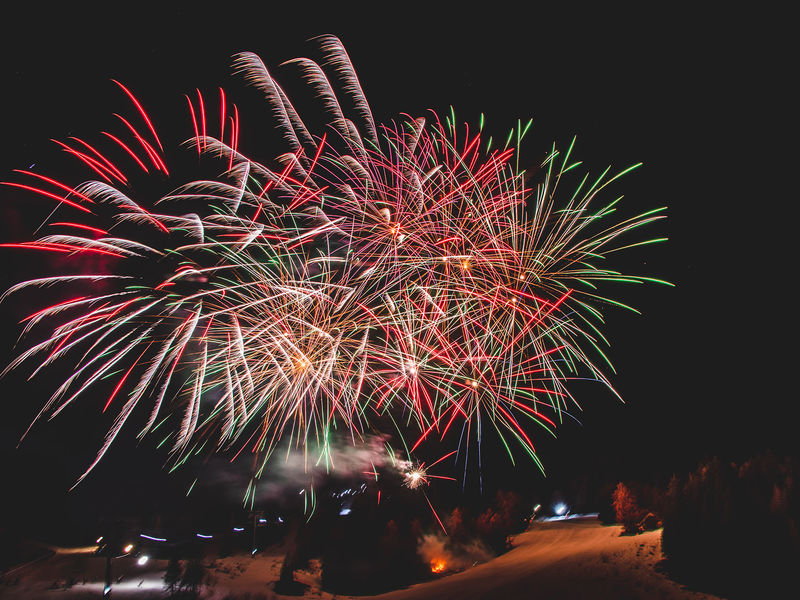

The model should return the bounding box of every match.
[180,559,207,596]
[163,557,182,594]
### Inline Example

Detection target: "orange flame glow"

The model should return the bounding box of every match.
[430,558,446,573]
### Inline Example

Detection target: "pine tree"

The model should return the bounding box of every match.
[163,557,182,594]
[180,559,207,595]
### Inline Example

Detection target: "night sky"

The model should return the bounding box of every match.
[0,6,792,537]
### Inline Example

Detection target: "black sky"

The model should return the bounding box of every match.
[0,5,793,532]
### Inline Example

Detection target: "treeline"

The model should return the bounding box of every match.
[607,452,797,597]
[319,489,529,594]
[660,452,797,597]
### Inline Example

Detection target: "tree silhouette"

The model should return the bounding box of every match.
[163,557,182,595]
[179,559,207,596]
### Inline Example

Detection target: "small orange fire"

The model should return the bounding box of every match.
[430,558,447,574]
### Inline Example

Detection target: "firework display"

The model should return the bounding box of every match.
[1,36,667,486]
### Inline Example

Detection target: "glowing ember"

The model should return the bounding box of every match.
[293,354,311,372]
[431,558,446,573]
[404,467,429,489]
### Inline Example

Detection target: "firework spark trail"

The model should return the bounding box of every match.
[1,36,669,487]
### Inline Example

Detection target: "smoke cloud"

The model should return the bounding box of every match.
[417,532,493,573]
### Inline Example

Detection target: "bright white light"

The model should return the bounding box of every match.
[196,533,212,539]
[554,502,568,516]
[339,508,351,516]
[137,555,149,566]
[405,469,427,489]
[139,534,166,542]
[233,527,244,532]
[96,536,104,544]
[123,544,134,553]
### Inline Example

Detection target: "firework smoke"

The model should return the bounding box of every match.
[418,532,493,574]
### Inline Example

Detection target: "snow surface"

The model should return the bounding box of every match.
[0,517,722,599]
